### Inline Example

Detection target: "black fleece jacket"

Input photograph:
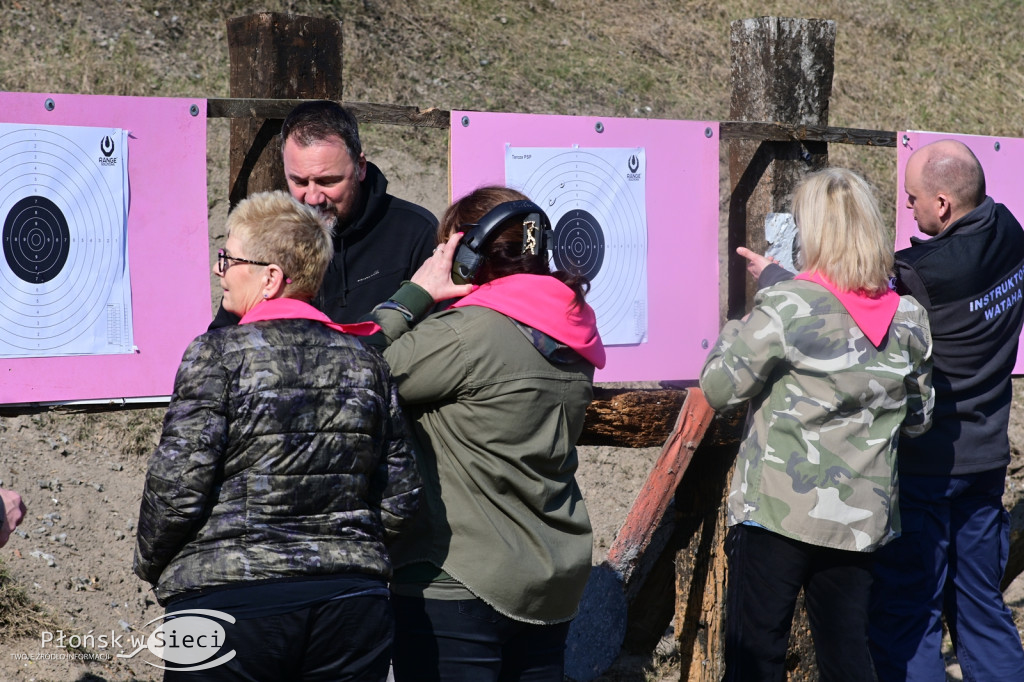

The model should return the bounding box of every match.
[892,198,1024,476]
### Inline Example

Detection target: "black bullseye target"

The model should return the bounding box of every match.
[553,208,605,281]
[4,195,70,284]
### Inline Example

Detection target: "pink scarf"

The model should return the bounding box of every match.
[795,271,899,347]
[239,298,381,336]
[450,274,605,368]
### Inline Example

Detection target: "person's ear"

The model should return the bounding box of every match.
[936,192,953,222]
[263,264,288,299]
[356,152,367,183]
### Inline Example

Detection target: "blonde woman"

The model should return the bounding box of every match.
[702,168,934,681]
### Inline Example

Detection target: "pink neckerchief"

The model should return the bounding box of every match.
[239,297,380,336]
[794,271,899,347]
[450,273,606,368]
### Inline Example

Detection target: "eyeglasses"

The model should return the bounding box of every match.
[216,249,271,275]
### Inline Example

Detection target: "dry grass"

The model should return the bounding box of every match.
[0,558,62,641]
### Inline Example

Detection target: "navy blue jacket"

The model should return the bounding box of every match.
[892,198,1024,475]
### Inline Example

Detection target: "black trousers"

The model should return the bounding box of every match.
[391,594,570,682]
[163,594,393,682]
[724,524,876,682]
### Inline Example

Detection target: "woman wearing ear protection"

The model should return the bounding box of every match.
[367,186,605,681]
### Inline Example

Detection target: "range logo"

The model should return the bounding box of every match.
[626,154,642,181]
[98,135,117,166]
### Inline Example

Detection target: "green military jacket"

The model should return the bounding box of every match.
[700,280,933,552]
[370,283,594,624]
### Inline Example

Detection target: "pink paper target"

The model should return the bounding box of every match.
[896,131,1024,374]
[0,92,210,404]
[450,111,720,382]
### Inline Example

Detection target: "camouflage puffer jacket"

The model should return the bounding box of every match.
[134,318,420,605]
[700,280,933,552]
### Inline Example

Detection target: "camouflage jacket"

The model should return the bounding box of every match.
[700,280,933,552]
[134,318,420,605]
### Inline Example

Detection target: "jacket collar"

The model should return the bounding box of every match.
[910,196,994,246]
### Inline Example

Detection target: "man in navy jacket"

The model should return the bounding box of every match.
[868,140,1024,681]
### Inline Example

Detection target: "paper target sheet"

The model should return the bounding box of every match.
[505,146,648,345]
[0,123,132,358]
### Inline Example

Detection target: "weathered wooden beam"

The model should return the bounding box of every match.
[726,17,836,320]
[720,121,896,147]
[567,390,716,681]
[207,98,451,128]
[579,388,687,447]
[226,13,343,207]
[206,99,900,147]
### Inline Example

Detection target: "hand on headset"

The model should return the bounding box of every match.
[411,231,476,303]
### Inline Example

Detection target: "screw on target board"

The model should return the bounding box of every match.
[44,98,55,112]
[702,339,709,349]
[461,115,470,127]
[189,104,200,117]
[705,127,713,138]
[994,141,1001,152]
[594,122,604,134]
[901,134,910,147]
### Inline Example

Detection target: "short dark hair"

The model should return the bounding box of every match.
[280,101,362,163]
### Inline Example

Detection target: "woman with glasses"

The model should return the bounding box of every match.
[701,167,934,681]
[134,190,420,681]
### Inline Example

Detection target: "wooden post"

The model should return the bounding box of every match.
[226,13,344,207]
[680,17,837,682]
[726,17,835,318]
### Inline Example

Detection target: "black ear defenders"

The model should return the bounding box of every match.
[451,200,552,284]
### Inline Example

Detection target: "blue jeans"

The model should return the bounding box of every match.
[869,467,1024,681]
[390,595,570,682]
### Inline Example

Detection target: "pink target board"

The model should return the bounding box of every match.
[450,111,720,383]
[0,92,209,404]
[896,131,1024,374]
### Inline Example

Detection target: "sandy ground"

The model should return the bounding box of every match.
[0,412,666,681]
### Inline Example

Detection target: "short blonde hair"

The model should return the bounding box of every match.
[225,191,334,301]
[793,168,893,295]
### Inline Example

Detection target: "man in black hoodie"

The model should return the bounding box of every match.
[738,140,1024,680]
[210,101,437,328]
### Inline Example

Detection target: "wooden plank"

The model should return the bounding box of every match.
[579,388,686,448]
[567,389,715,681]
[720,120,897,147]
[606,388,715,584]
[207,98,451,128]
[206,99,900,147]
